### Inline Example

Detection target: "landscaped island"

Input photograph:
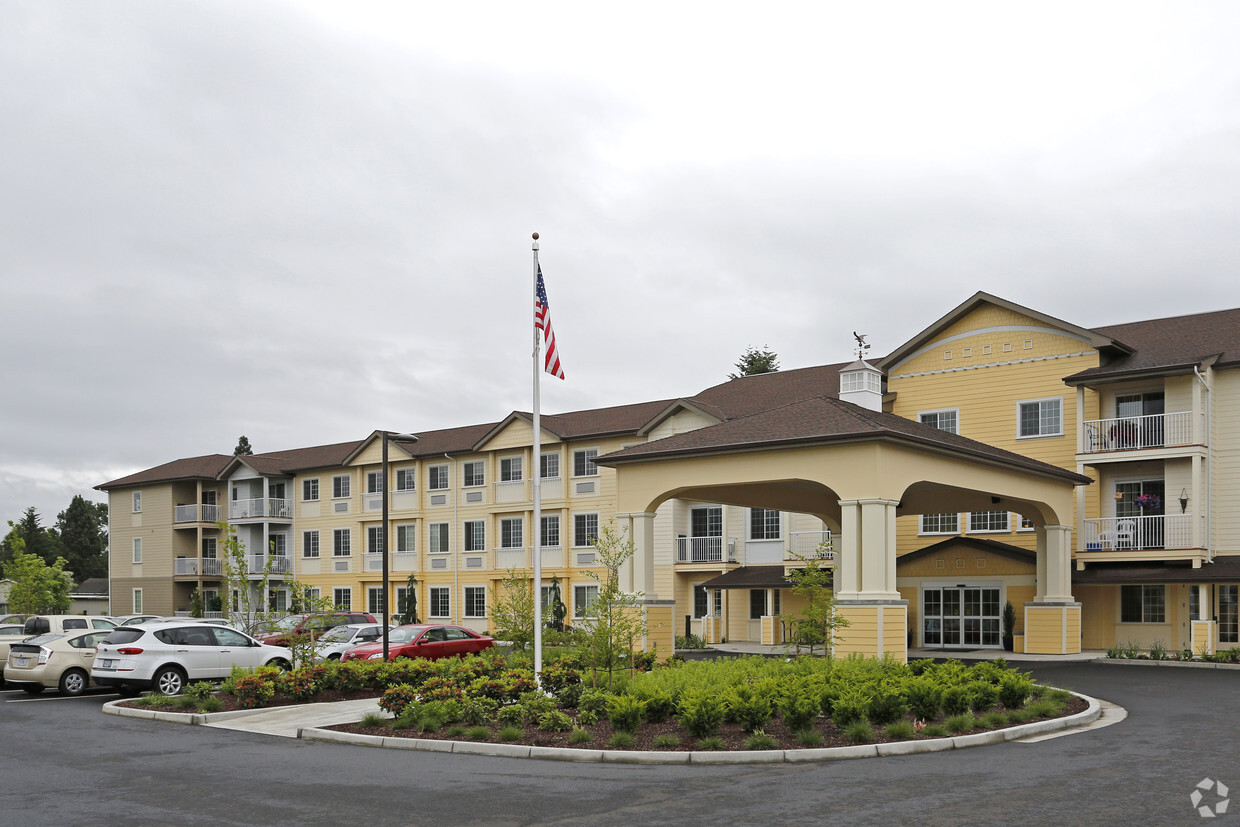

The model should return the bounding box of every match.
[125,652,1085,752]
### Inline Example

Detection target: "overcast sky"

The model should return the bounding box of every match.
[3,1,1240,532]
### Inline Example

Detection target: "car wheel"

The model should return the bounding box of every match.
[153,666,187,696]
[327,654,340,661]
[22,684,44,695]
[59,669,89,697]
[267,658,291,671]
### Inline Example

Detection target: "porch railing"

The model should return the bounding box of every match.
[787,530,835,560]
[174,504,221,523]
[1081,513,1195,551]
[246,554,292,574]
[1082,411,1193,452]
[676,536,723,563]
[229,498,292,520]
[174,557,223,576]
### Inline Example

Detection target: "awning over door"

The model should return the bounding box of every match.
[698,566,794,590]
[1073,556,1240,585]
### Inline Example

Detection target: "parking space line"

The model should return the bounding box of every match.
[5,693,119,703]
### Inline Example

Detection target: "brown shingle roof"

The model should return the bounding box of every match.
[1066,307,1240,384]
[96,454,234,490]
[687,362,849,419]
[598,394,1091,484]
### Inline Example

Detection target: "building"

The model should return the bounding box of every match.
[97,292,1240,659]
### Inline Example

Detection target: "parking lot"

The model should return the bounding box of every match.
[2,662,1238,825]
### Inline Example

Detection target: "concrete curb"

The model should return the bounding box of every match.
[102,699,278,725]
[296,689,1105,763]
[1096,658,1240,671]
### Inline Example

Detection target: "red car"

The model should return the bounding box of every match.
[258,612,376,647]
[339,624,494,662]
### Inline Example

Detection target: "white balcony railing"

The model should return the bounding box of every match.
[1081,513,1196,551]
[677,536,723,563]
[364,552,384,572]
[1083,412,1193,452]
[494,479,528,503]
[229,498,292,520]
[175,557,224,576]
[174,504,221,523]
[787,531,835,560]
[246,554,291,574]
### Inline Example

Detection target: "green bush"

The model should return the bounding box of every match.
[653,734,681,749]
[777,685,821,732]
[843,719,873,743]
[724,684,772,733]
[866,682,908,726]
[498,725,523,742]
[968,680,999,713]
[831,688,869,727]
[696,736,725,750]
[979,712,1007,729]
[998,672,1034,709]
[945,713,975,734]
[496,704,526,727]
[922,723,949,737]
[577,689,611,720]
[569,727,593,745]
[796,729,823,747]
[678,690,725,738]
[232,674,275,709]
[745,730,778,750]
[459,697,499,726]
[904,676,942,721]
[675,634,707,649]
[199,696,223,713]
[941,685,971,717]
[378,684,420,717]
[908,658,935,676]
[885,721,915,739]
[638,689,676,724]
[607,732,635,749]
[1026,699,1062,718]
[185,681,215,703]
[465,725,491,741]
[607,694,646,733]
[538,710,574,732]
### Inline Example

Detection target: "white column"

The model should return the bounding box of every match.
[1036,525,1074,603]
[835,500,862,599]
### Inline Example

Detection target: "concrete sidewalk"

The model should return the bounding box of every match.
[202,698,383,738]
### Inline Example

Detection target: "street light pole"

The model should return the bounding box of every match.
[381,430,418,661]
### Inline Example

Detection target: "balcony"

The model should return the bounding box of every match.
[229,498,292,521]
[786,531,836,562]
[1080,514,1202,563]
[677,536,724,564]
[173,504,221,524]
[174,557,223,577]
[494,479,528,504]
[1082,412,1193,453]
[246,554,291,575]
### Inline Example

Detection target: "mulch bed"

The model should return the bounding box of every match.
[326,695,1088,751]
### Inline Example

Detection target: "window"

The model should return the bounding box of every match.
[465,586,487,618]
[464,520,485,552]
[1018,398,1063,438]
[202,537,217,558]
[302,530,320,558]
[500,457,523,481]
[968,511,1010,533]
[749,508,780,541]
[395,468,416,492]
[367,587,384,616]
[919,409,959,434]
[841,370,881,393]
[367,471,383,494]
[333,587,352,611]
[573,513,599,547]
[1017,515,1035,531]
[920,513,959,535]
[332,474,351,498]
[270,534,287,556]
[429,522,449,553]
[501,517,523,549]
[1190,585,1200,621]
[1220,585,1238,643]
[396,586,413,618]
[541,453,560,479]
[396,524,416,553]
[693,585,722,618]
[463,461,485,487]
[750,589,767,620]
[429,586,450,618]
[429,465,449,491]
[573,448,599,477]
[1121,585,1165,623]
[302,478,319,501]
[574,584,600,619]
[269,589,288,613]
[132,588,143,613]
[773,590,781,615]
[132,491,142,513]
[541,515,560,548]
[367,525,384,554]
[132,538,142,564]
[333,528,351,556]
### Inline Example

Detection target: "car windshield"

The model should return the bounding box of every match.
[319,626,354,643]
[388,626,427,644]
[23,634,65,646]
[103,628,146,645]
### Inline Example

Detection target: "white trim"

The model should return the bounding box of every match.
[463,584,487,618]
[917,408,960,435]
[1016,396,1064,439]
[888,325,1096,371]
[890,351,1093,380]
[331,473,351,499]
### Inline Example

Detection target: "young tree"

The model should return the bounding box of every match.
[54,496,109,581]
[783,543,848,656]
[216,521,274,635]
[399,573,420,625]
[490,568,536,651]
[580,522,649,689]
[727,345,780,379]
[6,546,72,614]
[234,435,254,456]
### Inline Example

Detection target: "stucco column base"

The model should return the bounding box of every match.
[832,600,908,663]
[1023,602,1081,655]
[1191,620,1217,656]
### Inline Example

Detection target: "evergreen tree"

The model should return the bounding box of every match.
[728,345,780,379]
[234,435,254,455]
[55,496,109,582]
[1,507,60,572]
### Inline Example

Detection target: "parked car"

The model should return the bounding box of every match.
[0,623,31,686]
[257,612,377,647]
[5,629,112,696]
[0,614,28,625]
[312,623,387,662]
[23,616,117,635]
[92,621,292,696]
[339,624,494,663]
[114,615,163,626]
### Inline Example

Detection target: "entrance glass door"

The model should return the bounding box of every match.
[922,586,1002,648]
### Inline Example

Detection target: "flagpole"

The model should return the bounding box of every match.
[531,232,543,684]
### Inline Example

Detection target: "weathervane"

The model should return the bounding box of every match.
[852,331,871,361]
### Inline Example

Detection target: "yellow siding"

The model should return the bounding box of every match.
[897,543,1036,578]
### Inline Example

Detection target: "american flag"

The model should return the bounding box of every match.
[535,265,565,379]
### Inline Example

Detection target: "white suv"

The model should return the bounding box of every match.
[92,621,292,696]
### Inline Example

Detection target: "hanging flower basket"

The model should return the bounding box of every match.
[1134,494,1161,511]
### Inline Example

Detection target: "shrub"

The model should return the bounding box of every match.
[569,727,593,745]
[637,689,676,724]
[922,724,948,737]
[498,725,524,742]
[904,676,942,721]
[746,730,778,750]
[831,688,869,728]
[379,684,420,717]
[777,685,821,732]
[185,682,215,703]
[796,729,823,747]
[232,674,275,709]
[496,704,526,727]
[360,712,387,727]
[968,680,999,713]
[607,732,635,749]
[941,685,971,717]
[885,721,915,739]
[675,634,707,649]
[577,689,611,720]
[607,695,646,733]
[678,690,725,738]
[866,682,908,726]
[979,712,1007,729]
[464,725,491,741]
[653,734,681,749]
[908,658,935,676]
[696,736,725,751]
[538,710,574,732]
[199,696,223,713]
[998,672,1034,709]
[724,684,772,733]
[335,662,373,693]
[1026,699,1062,718]
[945,713,975,734]
[392,707,421,731]
[843,719,873,743]
[517,691,557,722]
[459,697,499,726]
[576,707,601,727]
[422,699,463,726]
[1006,708,1034,725]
